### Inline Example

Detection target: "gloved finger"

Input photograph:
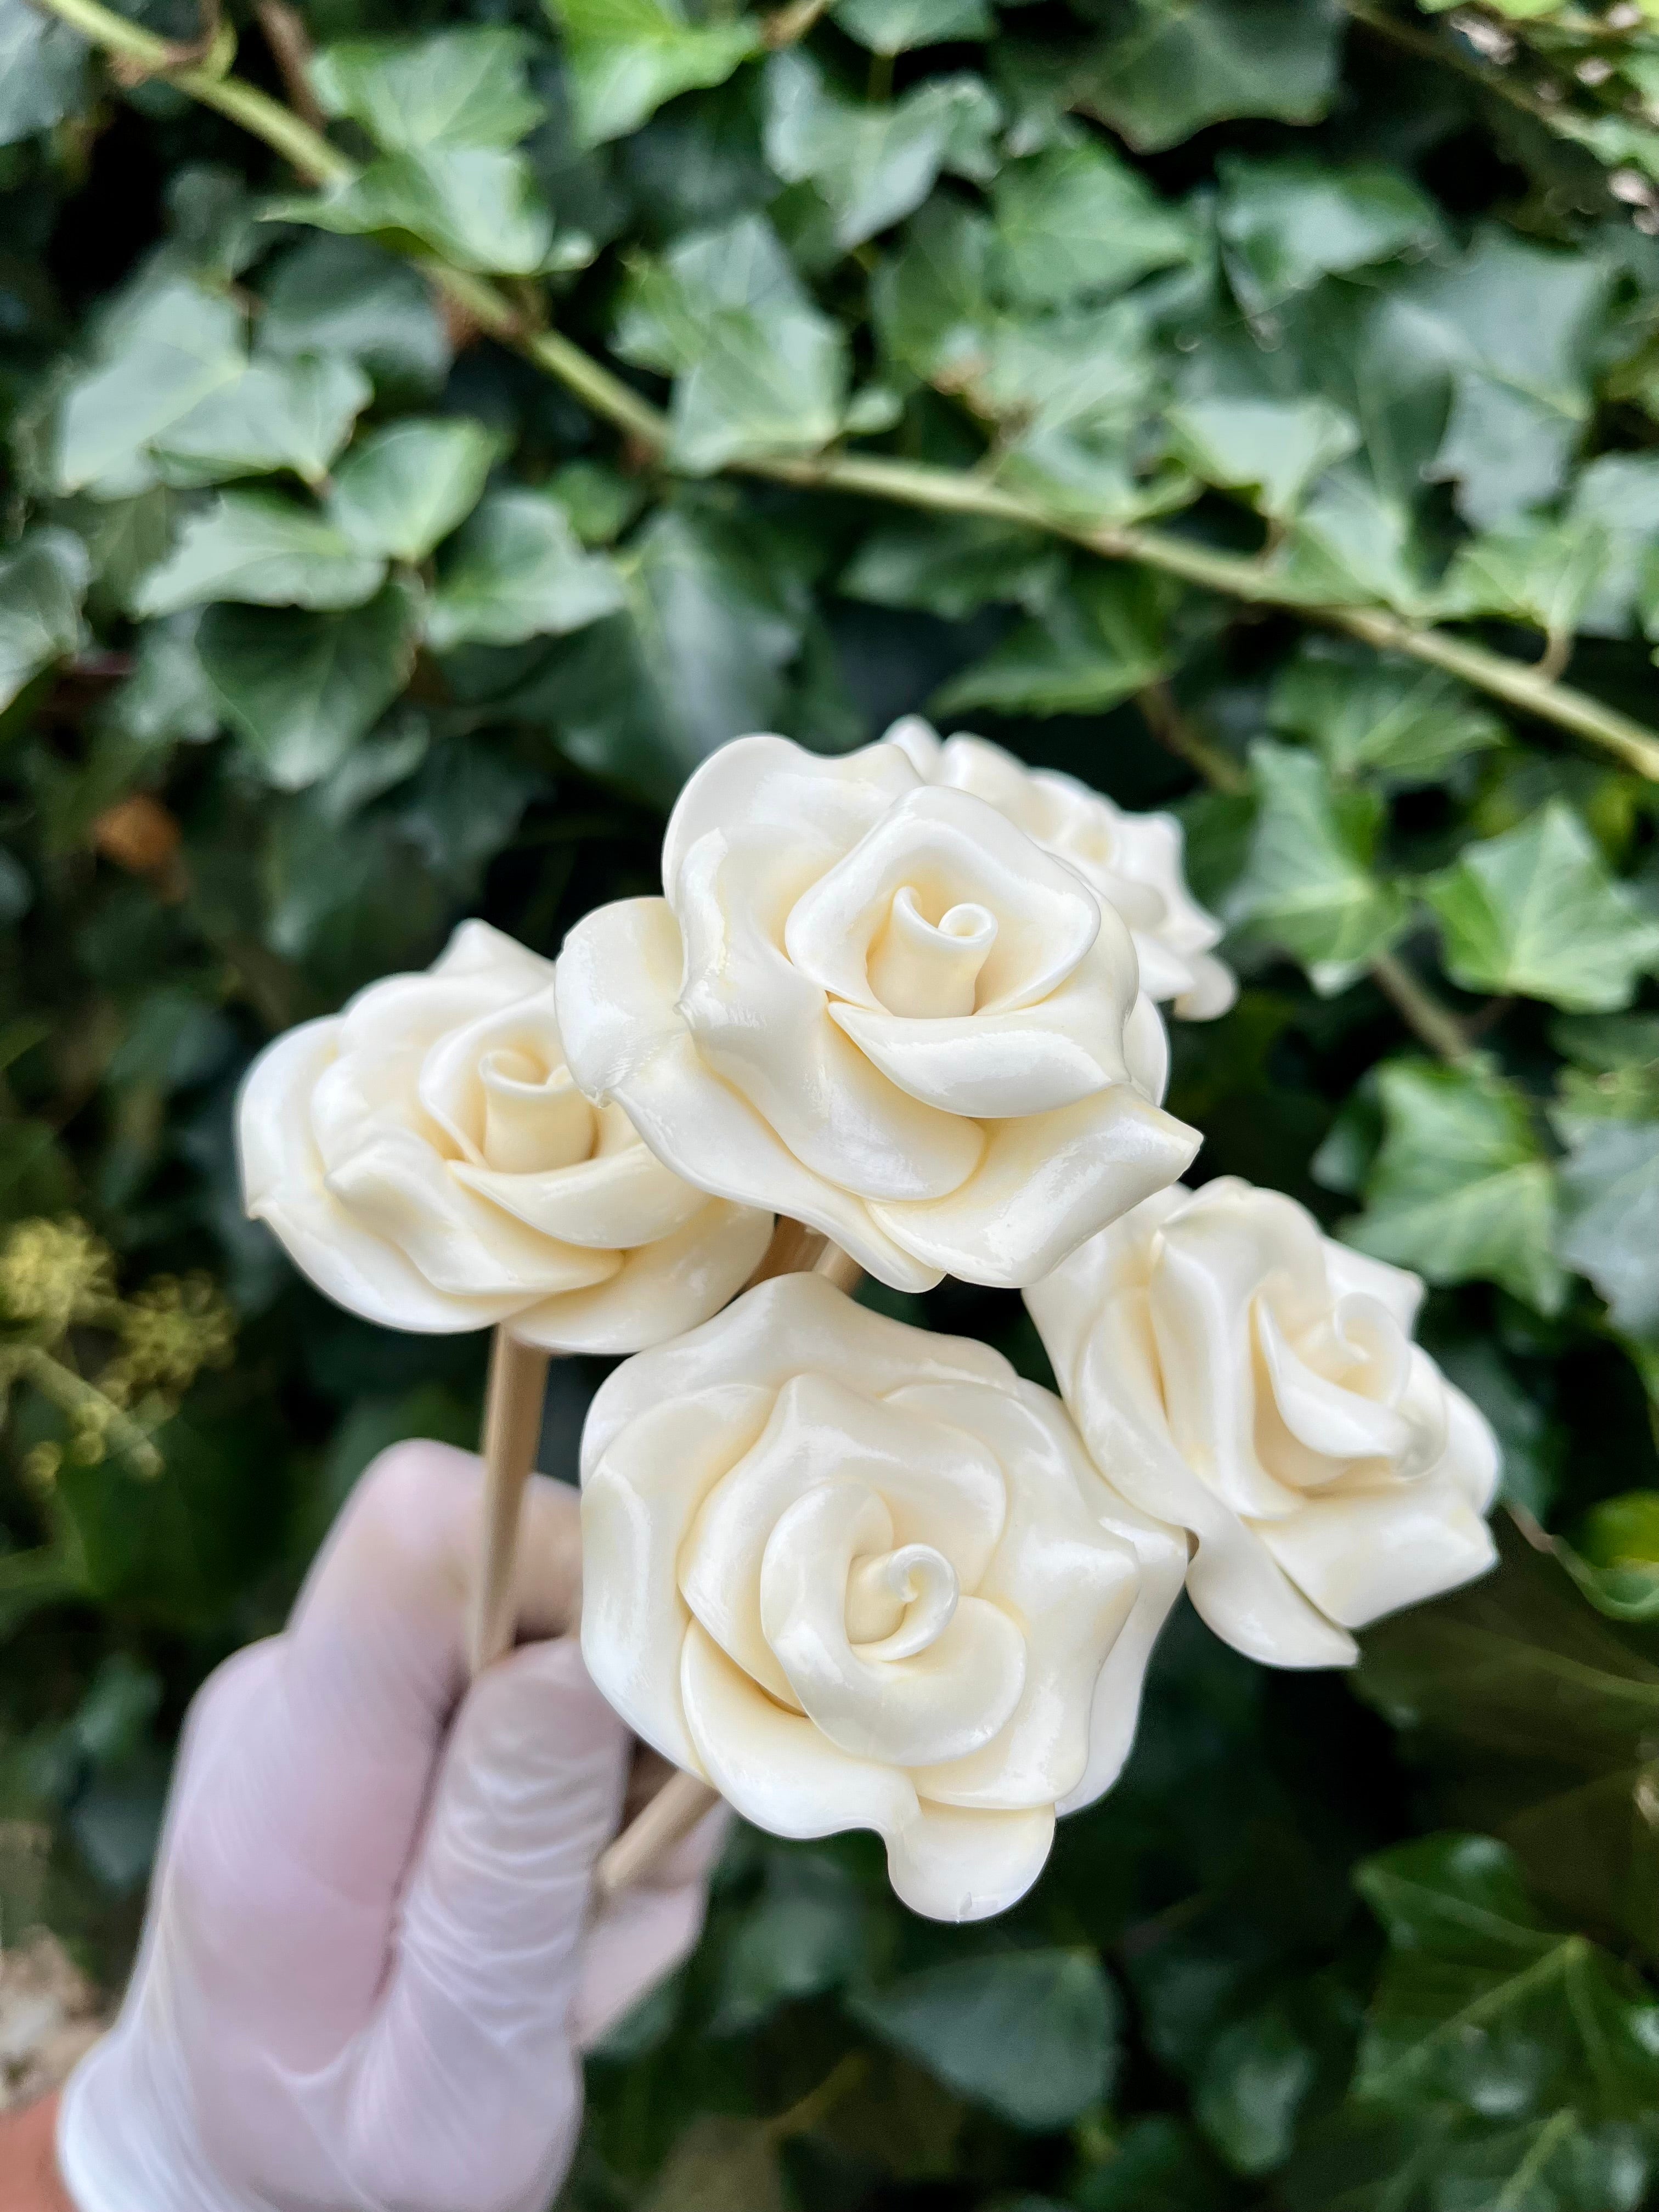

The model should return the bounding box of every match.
[346,1637,628,2212]
[573,1798,730,2050]
[160,1443,581,2062]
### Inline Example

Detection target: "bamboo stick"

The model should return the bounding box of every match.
[469,1327,551,1675]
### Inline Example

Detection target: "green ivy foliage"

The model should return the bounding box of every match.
[7,0,1659,2203]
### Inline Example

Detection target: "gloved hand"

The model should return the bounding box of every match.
[55,1441,723,2212]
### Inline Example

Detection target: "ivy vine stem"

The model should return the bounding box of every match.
[30,0,1659,787]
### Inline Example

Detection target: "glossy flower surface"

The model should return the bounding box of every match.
[238,920,771,1351]
[1027,1177,1501,1667]
[580,1273,1187,1920]
[557,733,1199,1292]
[887,717,1236,1020]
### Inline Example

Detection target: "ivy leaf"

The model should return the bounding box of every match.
[979,303,1174,519]
[0,0,89,146]
[1407,228,1610,530]
[425,489,624,650]
[839,511,1064,619]
[614,215,847,471]
[1273,470,1437,618]
[326,419,500,563]
[1343,1058,1565,1311]
[546,0,761,148]
[1269,639,1503,786]
[272,148,556,278]
[1168,396,1357,521]
[54,280,246,499]
[1193,2002,1319,2176]
[98,613,219,748]
[763,50,1000,250]
[0,531,88,715]
[872,196,994,384]
[147,353,371,490]
[933,565,1170,716]
[1440,522,1614,654]
[258,237,451,400]
[990,142,1193,311]
[1566,454,1659,637]
[1556,1114,1659,1339]
[833,0,992,51]
[1355,1833,1659,2119]
[1215,156,1441,317]
[1070,0,1341,154]
[1425,802,1659,1014]
[503,504,809,809]
[198,582,419,789]
[1227,739,1408,992]
[131,493,386,617]
[849,1951,1119,2131]
[309,28,545,153]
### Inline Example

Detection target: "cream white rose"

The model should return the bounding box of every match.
[556,733,1200,1293]
[887,717,1237,1021]
[579,1273,1187,1920]
[238,919,772,1351]
[1026,1177,1500,1669]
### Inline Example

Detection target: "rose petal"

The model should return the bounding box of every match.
[238,1020,521,1333]
[453,1139,710,1249]
[783,787,1101,1017]
[872,1085,1200,1288]
[678,1370,1008,1708]
[759,1480,1028,1767]
[676,829,984,1202]
[556,900,941,1289]
[890,1801,1057,1923]
[662,733,918,907]
[885,1381,1142,1810]
[510,1199,772,1355]
[829,927,1139,1120]
[580,1384,776,1773]
[1255,1299,1414,1472]
[580,1271,1013,1479]
[1259,1474,1498,1629]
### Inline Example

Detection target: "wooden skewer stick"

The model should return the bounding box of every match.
[469,1325,551,1676]
[590,1222,867,1899]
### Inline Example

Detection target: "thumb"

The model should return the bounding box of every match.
[345,1639,630,2212]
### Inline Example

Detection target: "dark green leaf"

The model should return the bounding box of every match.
[1425,802,1659,1013]
[1226,739,1408,991]
[1070,0,1341,153]
[546,0,761,148]
[1440,522,1615,649]
[147,355,371,490]
[849,1949,1119,2131]
[1567,454,1659,638]
[0,0,89,146]
[1168,395,1356,520]
[53,281,246,499]
[197,581,419,788]
[833,0,992,52]
[839,511,1063,618]
[273,148,557,277]
[0,530,88,715]
[990,142,1193,311]
[131,493,386,616]
[1344,1057,1565,1311]
[327,419,500,563]
[258,236,452,398]
[763,50,1000,250]
[426,488,623,648]
[311,29,545,153]
[933,563,1169,715]
[1193,2002,1317,2175]
[1216,156,1441,317]
[1556,1114,1659,1336]
[1269,639,1503,786]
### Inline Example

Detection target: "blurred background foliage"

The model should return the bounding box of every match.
[8,0,1659,2201]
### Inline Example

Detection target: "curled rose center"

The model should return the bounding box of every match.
[867,887,998,1018]
[844,1541,960,1657]
[478,1047,596,1175]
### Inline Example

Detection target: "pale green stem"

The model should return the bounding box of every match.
[27,0,1659,786]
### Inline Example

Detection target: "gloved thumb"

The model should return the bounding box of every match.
[345,1638,629,2212]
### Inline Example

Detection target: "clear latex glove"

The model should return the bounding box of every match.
[57,1442,723,2212]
